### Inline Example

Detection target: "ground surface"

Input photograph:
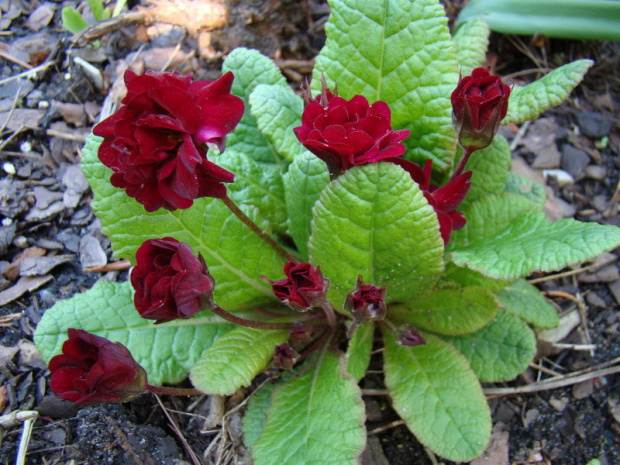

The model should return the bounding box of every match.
[0,1,619,464]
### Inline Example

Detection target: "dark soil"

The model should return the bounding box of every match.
[0,1,619,464]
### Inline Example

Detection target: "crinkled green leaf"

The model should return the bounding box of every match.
[390,287,499,336]
[443,310,536,382]
[34,280,234,385]
[452,16,490,74]
[346,322,374,382]
[460,135,512,206]
[252,348,366,465]
[223,48,288,164]
[243,380,281,448]
[217,149,288,234]
[309,163,444,309]
[81,135,285,310]
[450,212,620,280]
[504,60,593,124]
[313,0,459,172]
[504,172,546,210]
[383,329,490,462]
[190,327,288,395]
[496,279,559,329]
[283,152,330,260]
[250,84,305,162]
[450,193,539,250]
[441,263,511,291]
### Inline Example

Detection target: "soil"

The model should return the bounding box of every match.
[0,1,619,464]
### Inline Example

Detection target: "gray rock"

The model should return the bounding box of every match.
[585,165,607,181]
[79,234,107,268]
[561,145,590,179]
[576,111,613,138]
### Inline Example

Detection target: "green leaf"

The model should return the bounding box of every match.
[223,48,287,164]
[383,329,490,462]
[217,149,288,234]
[450,212,620,280]
[309,163,444,308]
[504,60,594,125]
[250,84,305,162]
[190,327,288,395]
[33,280,234,385]
[450,193,539,250]
[243,380,281,448]
[390,287,499,336]
[87,0,105,21]
[460,135,512,206]
[81,135,285,310]
[496,279,559,328]
[452,16,490,74]
[313,0,459,172]
[441,263,511,291]
[443,310,536,382]
[62,7,89,34]
[503,172,546,210]
[346,322,374,382]
[252,348,366,465]
[283,152,330,260]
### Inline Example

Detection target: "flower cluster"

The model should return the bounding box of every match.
[265,260,329,311]
[94,71,244,212]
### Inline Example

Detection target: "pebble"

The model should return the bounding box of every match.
[576,111,613,138]
[79,234,107,268]
[585,165,607,181]
[561,145,590,180]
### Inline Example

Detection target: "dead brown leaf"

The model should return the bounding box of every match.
[0,275,52,306]
[3,246,46,281]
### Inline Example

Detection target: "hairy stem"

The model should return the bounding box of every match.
[221,195,289,259]
[209,302,294,330]
[451,146,477,180]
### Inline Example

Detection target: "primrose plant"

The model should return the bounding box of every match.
[35,0,620,462]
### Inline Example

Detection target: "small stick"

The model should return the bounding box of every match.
[153,394,202,465]
[528,265,598,284]
[367,420,405,435]
[84,259,131,273]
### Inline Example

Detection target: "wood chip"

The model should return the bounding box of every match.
[0,275,52,306]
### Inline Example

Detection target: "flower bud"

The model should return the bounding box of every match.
[344,276,387,323]
[131,238,215,324]
[451,67,511,151]
[265,260,329,311]
[273,343,300,371]
[49,329,148,406]
[398,325,426,347]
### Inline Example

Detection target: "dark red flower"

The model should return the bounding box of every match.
[451,67,511,151]
[293,80,410,176]
[344,276,387,323]
[93,70,244,212]
[131,238,215,324]
[49,329,148,406]
[265,260,329,311]
[393,159,472,245]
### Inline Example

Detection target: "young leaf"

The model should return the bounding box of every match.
[496,279,559,328]
[459,135,512,206]
[250,84,305,161]
[223,48,288,164]
[313,0,459,172]
[449,193,539,250]
[81,135,285,310]
[243,380,281,448]
[390,287,499,336]
[283,152,330,259]
[346,322,374,382]
[382,329,491,462]
[217,149,288,234]
[503,172,546,210]
[252,348,366,465]
[443,310,537,382]
[504,60,594,124]
[452,16,490,74]
[309,163,444,308]
[450,212,620,280]
[190,327,289,395]
[61,7,90,34]
[87,0,105,21]
[34,280,234,385]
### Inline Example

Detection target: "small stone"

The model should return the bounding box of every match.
[573,379,594,400]
[585,165,607,181]
[607,280,620,305]
[13,235,29,248]
[592,195,609,213]
[586,292,607,308]
[79,235,107,268]
[561,145,590,180]
[576,111,613,138]
[543,169,574,187]
[549,397,569,412]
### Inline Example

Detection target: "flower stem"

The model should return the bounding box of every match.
[319,302,338,328]
[221,195,289,260]
[147,385,203,396]
[451,146,477,180]
[209,301,294,330]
